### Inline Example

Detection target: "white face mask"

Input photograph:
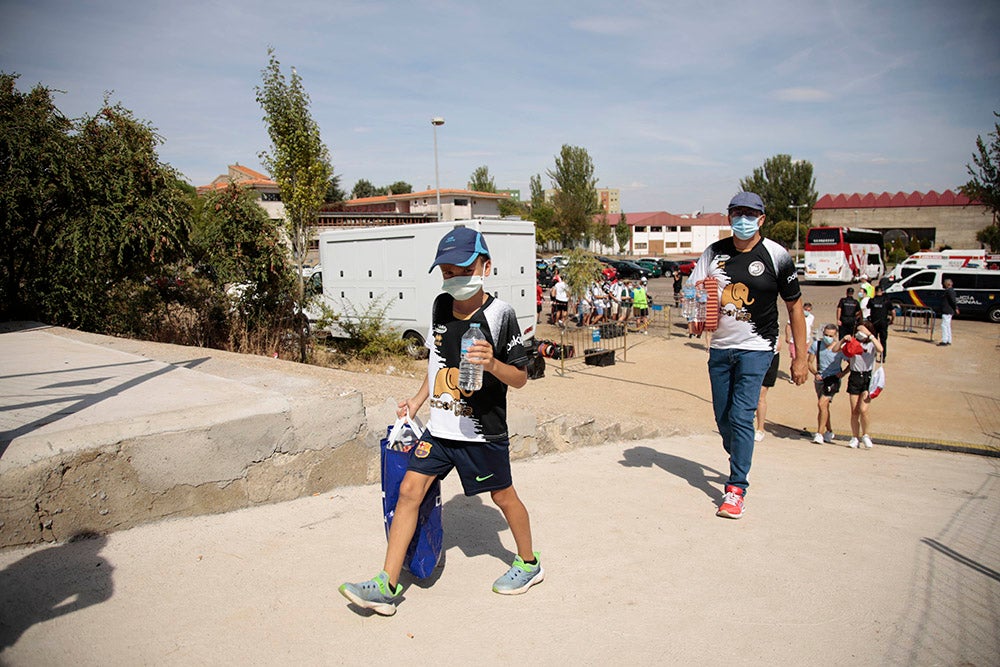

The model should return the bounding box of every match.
[442,270,485,301]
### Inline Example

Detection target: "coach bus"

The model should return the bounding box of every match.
[803,227,884,283]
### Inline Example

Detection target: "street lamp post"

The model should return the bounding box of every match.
[788,204,807,258]
[431,117,445,221]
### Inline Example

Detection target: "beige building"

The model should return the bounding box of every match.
[593,211,731,256]
[812,189,991,249]
[335,188,510,222]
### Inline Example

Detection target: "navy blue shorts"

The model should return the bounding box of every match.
[407,431,513,496]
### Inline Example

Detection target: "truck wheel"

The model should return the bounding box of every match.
[403,331,428,359]
[989,305,1000,323]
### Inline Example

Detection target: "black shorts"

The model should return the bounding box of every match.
[762,353,780,387]
[554,301,568,312]
[816,375,841,399]
[406,431,512,496]
[634,307,648,317]
[847,370,872,395]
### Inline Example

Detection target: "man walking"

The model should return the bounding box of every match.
[938,278,959,346]
[689,192,808,520]
[867,285,894,360]
[836,287,861,340]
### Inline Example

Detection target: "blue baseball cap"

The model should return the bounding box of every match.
[728,192,765,213]
[428,226,491,273]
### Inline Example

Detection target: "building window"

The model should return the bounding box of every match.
[680,226,691,232]
[308,239,319,250]
[651,226,662,232]
[454,198,469,206]
[261,192,281,201]
[680,242,692,248]
[635,226,646,232]
[634,242,648,250]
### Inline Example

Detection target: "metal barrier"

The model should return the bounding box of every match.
[534,302,687,376]
[899,307,936,340]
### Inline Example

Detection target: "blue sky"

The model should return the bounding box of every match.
[3,0,999,215]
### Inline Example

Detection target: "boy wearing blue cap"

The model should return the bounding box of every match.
[339,226,541,615]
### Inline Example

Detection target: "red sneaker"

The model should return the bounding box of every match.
[716,485,745,519]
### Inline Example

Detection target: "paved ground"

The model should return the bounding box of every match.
[1,435,997,665]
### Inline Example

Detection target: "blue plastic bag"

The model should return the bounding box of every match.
[380,416,443,579]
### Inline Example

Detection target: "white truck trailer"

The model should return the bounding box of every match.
[310,219,537,354]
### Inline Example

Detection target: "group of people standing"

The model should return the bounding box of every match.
[547,273,649,330]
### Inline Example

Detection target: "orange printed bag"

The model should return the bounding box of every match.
[703,277,720,331]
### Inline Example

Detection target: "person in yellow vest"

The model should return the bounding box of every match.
[632,277,649,332]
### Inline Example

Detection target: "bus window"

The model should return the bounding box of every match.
[901,271,936,288]
[900,268,920,279]
[806,228,841,245]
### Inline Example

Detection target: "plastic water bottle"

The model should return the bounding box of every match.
[459,323,485,392]
[683,283,696,319]
[695,285,708,323]
[592,326,601,344]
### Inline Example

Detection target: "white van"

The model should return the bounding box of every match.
[885,250,1000,282]
[884,267,1000,322]
[308,219,537,352]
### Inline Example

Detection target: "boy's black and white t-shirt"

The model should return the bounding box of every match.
[424,293,528,443]
[689,236,801,351]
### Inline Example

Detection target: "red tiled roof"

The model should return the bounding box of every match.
[814,189,974,209]
[196,164,278,194]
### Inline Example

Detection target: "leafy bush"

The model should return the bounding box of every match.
[324,295,409,361]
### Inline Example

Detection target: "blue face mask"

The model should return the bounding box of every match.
[823,335,835,345]
[731,214,761,240]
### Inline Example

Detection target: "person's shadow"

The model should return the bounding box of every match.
[618,445,727,503]
[403,494,511,591]
[0,533,114,649]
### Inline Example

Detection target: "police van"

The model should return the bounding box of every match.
[884,267,1000,322]
[885,250,1000,282]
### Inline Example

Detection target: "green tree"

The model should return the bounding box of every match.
[593,210,614,249]
[385,180,412,195]
[324,174,346,203]
[739,154,818,241]
[615,212,631,253]
[766,220,798,248]
[529,173,546,207]
[562,248,600,301]
[525,173,558,245]
[50,101,191,331]
[960,112,1000,250]
[468,165,496,193]
[193,182,288,286]
[256,49,332,361]
[351,178,378,199]
[547,145,599,247]
[0,73,75,320]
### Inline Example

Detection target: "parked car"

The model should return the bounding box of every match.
[677,260,697,276]
[633,259,663,278]
[654,259,681,274]
[606,259,652,280]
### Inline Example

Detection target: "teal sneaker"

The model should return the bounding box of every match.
[492,552,544,595]
[338,571,401,616]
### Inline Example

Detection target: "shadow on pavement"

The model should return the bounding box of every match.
[403,494,512,592]
[618,445,726,502]
[0,533,114,649]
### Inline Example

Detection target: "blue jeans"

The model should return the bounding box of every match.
[707,348,774,494]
